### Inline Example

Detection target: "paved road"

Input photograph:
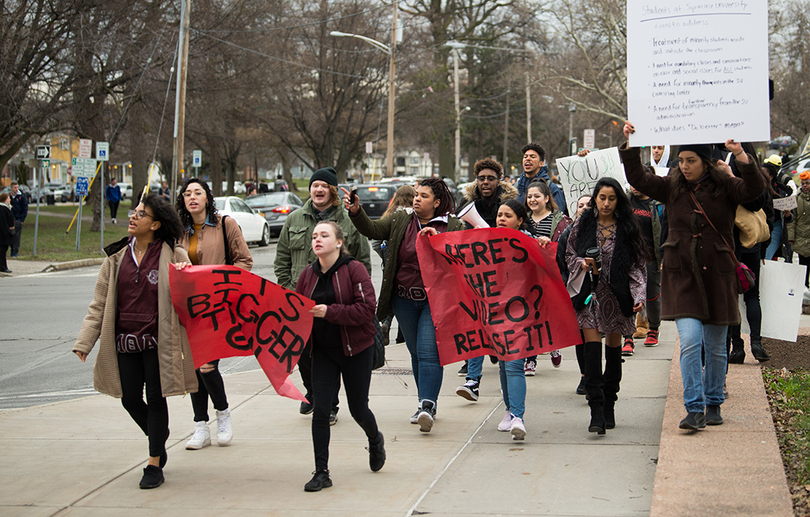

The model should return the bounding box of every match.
[0,241,291,410]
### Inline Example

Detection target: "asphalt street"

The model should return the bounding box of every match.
[0,239,309,411]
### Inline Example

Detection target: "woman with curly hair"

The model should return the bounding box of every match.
[346,178,463,433]
[175,178,252,450]
[566,177,648,434]
[73,194,196,489]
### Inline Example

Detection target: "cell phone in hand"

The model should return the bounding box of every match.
[350,186,358,205]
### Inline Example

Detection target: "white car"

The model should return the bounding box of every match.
[117,182,133,200]
[214,196,271,246]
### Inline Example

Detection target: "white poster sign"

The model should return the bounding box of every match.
[654,166,670,177]
[759,261,806,342]
[773,196,798,211]
[555,147,626,215]
[626,1,770,147]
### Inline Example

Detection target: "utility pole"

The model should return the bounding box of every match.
[172,0,191,196]
[525,72,532,143]
[386,2,397,177]
[454,47,461,182]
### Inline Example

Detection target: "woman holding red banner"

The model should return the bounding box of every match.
[73,194,197,489]
[346,178,463,433]
[565,177,647,435]
[295,221,384,492]
[620,122,765,431]
[492,198,537,439]
[176,178,253,451]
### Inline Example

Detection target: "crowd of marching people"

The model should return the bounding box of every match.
[72,127,807,491]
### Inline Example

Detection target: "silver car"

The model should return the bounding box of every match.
[243,192,304,237]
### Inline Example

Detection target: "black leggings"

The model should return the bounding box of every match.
[311,344,378,472]
[190,359,228,422]
[117,348,168,458]
[109,200,120,220]
[728,251,762,349]
[800,254,810,288]
[300,342,340,410]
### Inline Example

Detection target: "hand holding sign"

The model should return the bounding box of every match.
[170,265,315,401]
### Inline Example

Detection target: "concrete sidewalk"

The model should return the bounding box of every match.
[0,320,792,516]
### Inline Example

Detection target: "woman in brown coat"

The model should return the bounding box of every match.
[73,194,196,489]
[619,122,765,431]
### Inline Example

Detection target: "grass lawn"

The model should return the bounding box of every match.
[14,203,129,262]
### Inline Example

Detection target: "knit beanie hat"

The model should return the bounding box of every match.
[309,167,338,187]
[677,144,714,163]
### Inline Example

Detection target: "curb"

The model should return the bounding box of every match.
[41,258,105,273]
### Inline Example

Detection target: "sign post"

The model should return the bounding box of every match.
[192,150,202,179]
[71,156,97,251]
[365,142,373,182]
[32,145,50,256]
[97,142,108,253]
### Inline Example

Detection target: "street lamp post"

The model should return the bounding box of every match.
[330,3,397,177]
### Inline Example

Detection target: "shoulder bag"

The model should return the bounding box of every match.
[689,190,755,293]
[221,215,233,266]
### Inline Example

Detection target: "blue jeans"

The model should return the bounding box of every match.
[466,355,484,382]
[676,318,727,413]
[765,219,783,260]
[498,359,526,419]
[392,295,443,405]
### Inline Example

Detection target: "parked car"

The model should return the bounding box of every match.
[53,184,73,202]
[243,191,303,236]
[0,185,33,203]
[117,182,133,200]
[353,184,398,219]
[213,196,271,246]
[442,177,465,208]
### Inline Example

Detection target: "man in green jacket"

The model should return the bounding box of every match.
[273,167,371,419]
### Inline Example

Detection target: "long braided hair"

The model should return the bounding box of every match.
[419,178,455,216]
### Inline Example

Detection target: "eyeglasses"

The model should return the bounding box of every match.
[476,175,499,182]
[128,210,154,220]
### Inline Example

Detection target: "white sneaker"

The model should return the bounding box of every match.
[497,410,513,432]
[216,409,233,446]
[410,408,420,424]
[111,218,116,224]
[510,417,526,440]
[185,421,211,450]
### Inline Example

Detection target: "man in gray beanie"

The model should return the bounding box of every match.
[274,166,371,420]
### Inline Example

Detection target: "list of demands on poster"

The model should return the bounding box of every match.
[627,1,770,147]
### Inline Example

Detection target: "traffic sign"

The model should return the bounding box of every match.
[96,142,109,160]
[584,129,595,150]
[36,146,51,159]
[75,176,89,196]
[193,150,202,167]
[71,157,97,177]
[78,139,92,158]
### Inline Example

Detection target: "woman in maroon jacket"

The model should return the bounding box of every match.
[296,221,384,492]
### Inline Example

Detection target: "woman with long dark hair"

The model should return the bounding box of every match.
[565,177,647,434]
[73,194,196,489]
[620,122,765,430]
[346,178,463,433]
[296,221,384,491]
[176,178,252,450]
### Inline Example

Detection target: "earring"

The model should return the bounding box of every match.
[337,244,341,248]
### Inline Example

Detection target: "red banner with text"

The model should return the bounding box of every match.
[169,266,314,401]
[416,228,582,366]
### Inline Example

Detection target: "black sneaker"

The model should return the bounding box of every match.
[417,400,435,432]
[300,396,314,415]
[705,405,724,425]
[455,379,480,401]
[329,410,339,426]
[367,432,386,472]
[457,361,468,377]
[728,349,745,364]
[304,470,332,492]
[751,344,771,362]
[678,412,706,430]
[139,465,164,489]
[489,355,499,364]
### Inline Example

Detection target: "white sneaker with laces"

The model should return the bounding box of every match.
[510,416,526,440]
[497,410,513,432]
[186,421,211,450]
[216,409,233,446]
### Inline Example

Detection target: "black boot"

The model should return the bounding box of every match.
[583,341,605,434]
[368,432,386,472]
[603,345,623,430]
[751,341,771,362]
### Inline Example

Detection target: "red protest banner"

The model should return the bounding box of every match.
[169,265,314,401]
[416,228,582,366]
